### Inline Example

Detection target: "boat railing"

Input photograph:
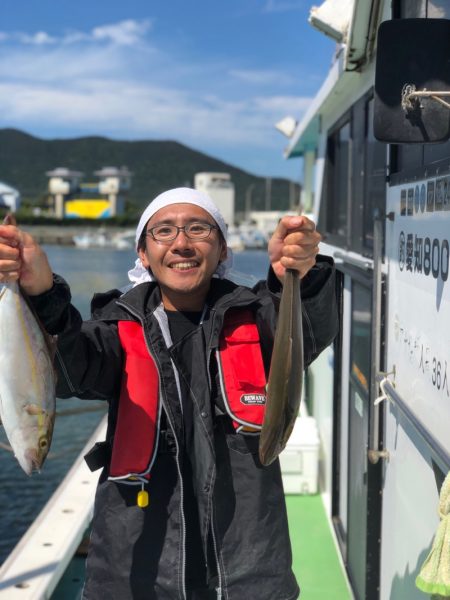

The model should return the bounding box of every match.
[0,416,107,599]
[377,377,450,472]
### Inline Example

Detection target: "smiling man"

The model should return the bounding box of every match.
[137,203,228,311]
[0,187,338,600]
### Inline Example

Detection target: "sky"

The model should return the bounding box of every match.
[0,0,335,181]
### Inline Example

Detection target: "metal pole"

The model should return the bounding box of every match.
[368,210,388,464]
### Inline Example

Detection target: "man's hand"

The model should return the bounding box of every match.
[0,225,53,295]
[268,215,321,283]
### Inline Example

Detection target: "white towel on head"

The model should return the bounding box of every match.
[128,187,233,286]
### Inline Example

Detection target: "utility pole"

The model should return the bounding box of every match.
[265,177,271,211]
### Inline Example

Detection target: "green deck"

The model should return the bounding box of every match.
[287,495,352,600]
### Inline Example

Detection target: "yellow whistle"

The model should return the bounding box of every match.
[137,489,149,508]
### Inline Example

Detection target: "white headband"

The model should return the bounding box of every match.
[128,187,233,286]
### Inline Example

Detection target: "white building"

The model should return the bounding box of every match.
[0,181,21,212]
[194,172,235,227]
[247,210,297,238]
[46,168,84,219]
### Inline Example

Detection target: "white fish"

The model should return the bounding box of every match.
[0,281,56,475]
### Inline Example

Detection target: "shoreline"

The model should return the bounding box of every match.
[23,224,128,246]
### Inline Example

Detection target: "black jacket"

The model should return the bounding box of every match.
[31,258,338,600]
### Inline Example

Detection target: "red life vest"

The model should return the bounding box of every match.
[109,310,267,482]
[109,321,160,481]
[216,309,267,433]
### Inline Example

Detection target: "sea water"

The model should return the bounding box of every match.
[0,246,269,563]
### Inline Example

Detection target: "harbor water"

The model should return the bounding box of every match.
[0,246,270,564]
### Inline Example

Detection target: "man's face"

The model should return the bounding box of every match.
[138,203,227,311]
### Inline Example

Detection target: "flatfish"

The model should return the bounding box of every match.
[259,269,303,466]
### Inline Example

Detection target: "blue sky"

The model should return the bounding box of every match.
[0,1,335,180]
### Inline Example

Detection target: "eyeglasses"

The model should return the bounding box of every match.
[146,221,219,242]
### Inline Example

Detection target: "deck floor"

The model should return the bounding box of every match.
[287,494,352,600]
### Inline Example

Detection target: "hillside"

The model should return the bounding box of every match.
[0,129,300,216]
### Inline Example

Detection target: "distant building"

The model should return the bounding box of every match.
[0,181,21,212]
[46,167,132,219]
[46,168,84,219]
[247,210,297,238]
[194,172,235,227]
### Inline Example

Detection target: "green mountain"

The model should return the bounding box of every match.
[0,128,300,217]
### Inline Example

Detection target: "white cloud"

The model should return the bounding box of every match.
[229,69,294,86]
[0,19,152,47]
[263,0,304,13]
[18,31,57,45]
[252,95,311,113]
[0,45,130,82]
[0,76,312,149]
[91,19,152,46]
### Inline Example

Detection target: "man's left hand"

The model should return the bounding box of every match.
[268,215,321,283]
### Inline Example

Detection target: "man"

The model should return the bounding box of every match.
[0,187,338,599]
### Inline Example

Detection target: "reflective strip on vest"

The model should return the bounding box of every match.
[109,321,160,481]
[217,309,267,433]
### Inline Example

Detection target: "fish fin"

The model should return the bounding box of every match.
[0,287,6,302]
[25,403,45,416]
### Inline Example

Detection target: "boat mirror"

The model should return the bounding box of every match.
[374,18,450,143]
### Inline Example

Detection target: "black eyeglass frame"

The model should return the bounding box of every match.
[145,221,219,242]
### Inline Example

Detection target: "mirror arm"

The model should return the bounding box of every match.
[402,84,450,112]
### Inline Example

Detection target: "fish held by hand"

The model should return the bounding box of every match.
[0,267,56,475]
[259,269,303,466]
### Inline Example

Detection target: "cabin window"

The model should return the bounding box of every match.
[320,93,386,256]
[396,0,425,17]
[350,282,372,393]
[393,0,450,19]
[322,120,351,245]
[397,0,450,19]
[363,99,386,249]
[427,1,450,18]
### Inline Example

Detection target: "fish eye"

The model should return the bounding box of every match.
[39,438,48,449]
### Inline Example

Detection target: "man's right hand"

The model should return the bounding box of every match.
[0,224,54,295]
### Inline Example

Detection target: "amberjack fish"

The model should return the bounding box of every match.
[0,215,56,474]
[259,269,303,466]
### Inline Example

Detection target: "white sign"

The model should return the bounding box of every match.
[386,177,450,453]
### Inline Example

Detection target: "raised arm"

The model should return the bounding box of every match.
[0,224,53,295]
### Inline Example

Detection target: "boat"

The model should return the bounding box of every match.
[72,228,135,250]
[226,225,268,252]
[3,4,450,599]
[72,227,111,249]
[280,2,450,599]
[226,227,245,252]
